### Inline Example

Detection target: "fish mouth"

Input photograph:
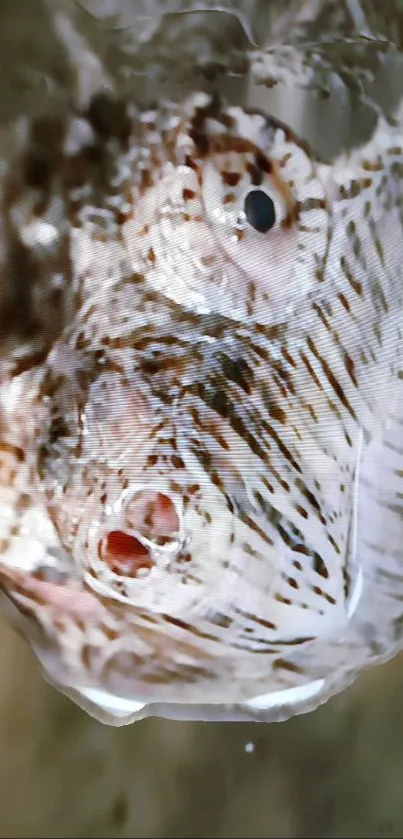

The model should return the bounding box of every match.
[58,676,329,727]
[0,560,325,724]
[0,552,360,728]
[80,677,326,720]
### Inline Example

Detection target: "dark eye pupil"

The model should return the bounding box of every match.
[244,189,276,233]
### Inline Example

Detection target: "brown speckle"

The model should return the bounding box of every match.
[183,187,196,200]
[221,170,241,187]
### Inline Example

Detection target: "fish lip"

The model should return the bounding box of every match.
[62,677,327,726]
[78,686,148,718]
[85,678,325,714]
[244,679,325,710]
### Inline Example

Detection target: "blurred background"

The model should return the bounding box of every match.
[3,615,403,838]
[1,1,403,836]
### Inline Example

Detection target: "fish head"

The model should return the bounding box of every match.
[0,91,396,724]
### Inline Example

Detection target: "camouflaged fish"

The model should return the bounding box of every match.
[1,1,403,725]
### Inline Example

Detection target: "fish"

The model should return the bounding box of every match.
[1,3,403,726]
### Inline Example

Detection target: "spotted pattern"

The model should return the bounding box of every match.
[1,87,403,724]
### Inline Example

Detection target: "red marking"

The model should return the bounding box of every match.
[124,491,180,540]
[102,530,154,577]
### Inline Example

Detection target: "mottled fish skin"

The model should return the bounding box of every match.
[1,81,403,725]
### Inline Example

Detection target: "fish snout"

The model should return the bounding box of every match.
[99,490,183,580]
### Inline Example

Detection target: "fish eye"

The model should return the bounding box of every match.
[243,188,276,233]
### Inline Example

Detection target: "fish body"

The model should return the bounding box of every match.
[1,79,403,724]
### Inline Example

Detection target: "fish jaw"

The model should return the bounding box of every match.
[0,363,355,722]
[0,557,347,726]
